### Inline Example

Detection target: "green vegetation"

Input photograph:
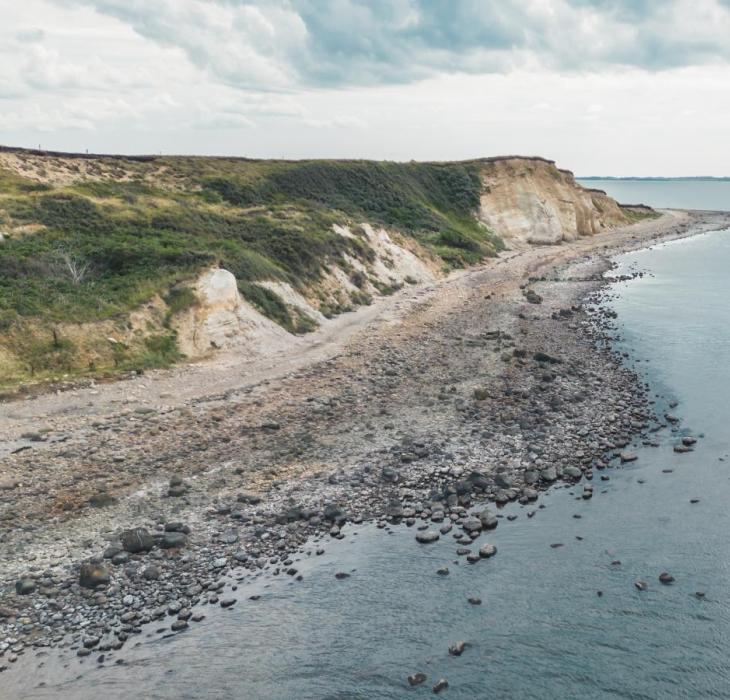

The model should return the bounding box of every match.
[621,206,661,223]
[163,286,199,327]
[0,153,502,386]
[238,281,317,335]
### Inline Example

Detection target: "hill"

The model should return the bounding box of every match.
[0,148,638,389]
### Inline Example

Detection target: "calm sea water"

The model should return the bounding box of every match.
[11,199,730,699]
[577,178,730,211]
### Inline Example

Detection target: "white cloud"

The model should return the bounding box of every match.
[1,0,730,174]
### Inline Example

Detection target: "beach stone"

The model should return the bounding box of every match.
[121,528,154,553]
[79,563,110,589]
[479,543,497,558]
[416,531,439,544]
[408,673,427,687]
[385,500,404,519]
[461,517,482,533]
[14,578,35,596]
[111,551,130,565]
[237,491,262,505]
[495,473,513,489]
[540,466,558,482]
[143,566,160,581]
[478,509,498,530]
[160,532,187,549]
[82,636,100,649]
[524,470,538,485]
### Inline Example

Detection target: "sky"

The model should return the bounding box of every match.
[2,0,730,175]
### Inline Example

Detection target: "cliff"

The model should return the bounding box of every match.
[0,148,636,388]
[475,156,628,244]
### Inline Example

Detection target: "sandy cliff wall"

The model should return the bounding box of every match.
[476,157,628,245]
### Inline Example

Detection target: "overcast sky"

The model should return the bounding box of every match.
[2,0,730,175]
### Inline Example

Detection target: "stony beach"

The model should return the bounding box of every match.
[2,209,730,680]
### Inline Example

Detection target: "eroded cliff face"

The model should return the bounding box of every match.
[476,157,628,245]
[174,224,440,359]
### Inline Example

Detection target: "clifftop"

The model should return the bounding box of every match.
[0,148,641,389]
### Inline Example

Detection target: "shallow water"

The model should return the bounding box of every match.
[11,228,730,699]
[577,178,730,211]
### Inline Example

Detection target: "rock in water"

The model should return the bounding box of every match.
[448,640,466,656]
[79,563,110,589]
[478,509,498,530]
[416,531,440,544]
[433,678,449,694]
[479,543,497,558]
[461,517,482,533]
[408,673,427,687]
[634,580,648,591]
[659,572,675,584]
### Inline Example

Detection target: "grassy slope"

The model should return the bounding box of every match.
[0,155,503,384]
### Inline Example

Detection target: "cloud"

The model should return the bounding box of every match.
[48,0,730,90]
[302,115,367,129]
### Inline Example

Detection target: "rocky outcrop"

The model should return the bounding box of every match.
[174,269,290,358]
[476,157,627,245]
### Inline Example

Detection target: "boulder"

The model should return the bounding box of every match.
[15,578,35,595]
[415,531,440,544]
[160,532,187,549]
[79,563,110,589]
[121,528,154,553]
[479,543,497,558]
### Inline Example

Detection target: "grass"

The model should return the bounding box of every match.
[0,154,503,383]
[621,206,661,222]
[238,281,317,335]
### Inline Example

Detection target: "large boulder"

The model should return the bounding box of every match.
[79,563,110,589]
[121,528,155,553]
[478,509,498,530]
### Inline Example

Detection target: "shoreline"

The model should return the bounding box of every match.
[2,209,730,678]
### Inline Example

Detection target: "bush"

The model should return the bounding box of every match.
[238,282,317,335]
[20,331,77,376]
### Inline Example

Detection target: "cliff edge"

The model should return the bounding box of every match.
[475,156,628,245]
